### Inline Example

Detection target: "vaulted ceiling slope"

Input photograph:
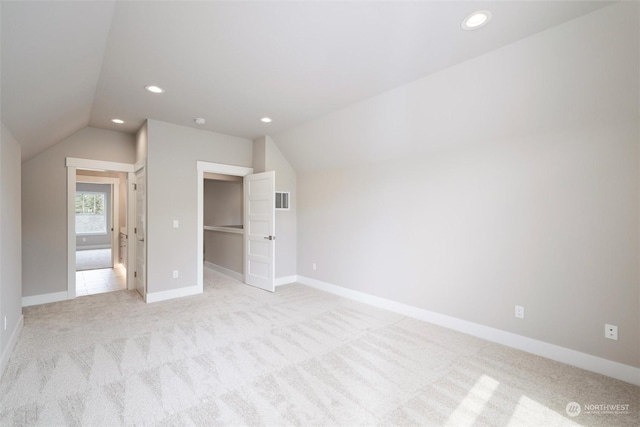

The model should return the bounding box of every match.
[1,1,612,162]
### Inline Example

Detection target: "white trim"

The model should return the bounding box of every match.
[0,315,23,377]
[204,225,244,235]
[76,245,111,251]
[66,157,134,173]
[204,261,244,282]
[275,275,298,287]
[67,167,76,299]
[145,285,201,303]
[197,161,253,296]
[76,176,120,185]
[22,291,68,307]
[198,162,253,177]
[296,276,640,386]
[126,172,136,290]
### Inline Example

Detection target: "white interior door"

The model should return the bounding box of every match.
[135,168,146,298]
[244,171,275,292]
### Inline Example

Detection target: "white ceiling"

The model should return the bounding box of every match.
[1,1,612,162]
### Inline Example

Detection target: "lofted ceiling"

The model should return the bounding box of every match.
[1,1,612,162]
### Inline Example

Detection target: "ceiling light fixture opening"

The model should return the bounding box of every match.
[111,119,125,124]
[144,84,164,94]
[261,117,272,123]
[461,10,492,31]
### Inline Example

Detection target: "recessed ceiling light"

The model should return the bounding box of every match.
[261,117,272,123]
[194,118,206,125]
[461,10,492,31]
[111,119,124,124]
[144,84,164,94]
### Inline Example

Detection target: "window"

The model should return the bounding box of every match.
[75,191,107,234]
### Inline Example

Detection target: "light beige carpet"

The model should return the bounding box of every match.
[1,268,638,426]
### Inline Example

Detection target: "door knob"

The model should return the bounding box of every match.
[263,236,276,240]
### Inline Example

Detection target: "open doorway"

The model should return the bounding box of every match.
[66,157,137,300]
[203,173,244,281]
[196,161,276,294]
[196,162,253,293]
[75,171,126,296]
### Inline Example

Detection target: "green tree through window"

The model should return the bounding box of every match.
[76,191,107,234]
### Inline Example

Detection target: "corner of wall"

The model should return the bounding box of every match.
[252,136,267,173]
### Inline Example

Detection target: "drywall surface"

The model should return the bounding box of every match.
[204,179,243,226]
[0,123,22,371]
[136,121,147,164]
[292,3,640,368]
[21,127,135,297]
[275,3,638,173]
[146,120,252,293]
[204,232,243,274]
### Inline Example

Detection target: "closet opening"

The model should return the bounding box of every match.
[203,173,245,282]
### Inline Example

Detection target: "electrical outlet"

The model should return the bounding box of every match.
[312,263,316,271]
[173,270,179,279]
[3,316,6,330]
[173,220,179,228]
[515,305,524,319]
[605,324,618,340]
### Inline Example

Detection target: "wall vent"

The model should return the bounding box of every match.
[275,192,290,210]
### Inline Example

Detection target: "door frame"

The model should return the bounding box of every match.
[197,161,253,293]
[66,157,136,299]
[134,166,147,299]
[75,176,119,268]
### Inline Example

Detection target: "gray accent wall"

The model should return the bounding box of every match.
[277,3,640,368]
[1,123,23,375]
[145,120,252,294]
[21,127,135,297]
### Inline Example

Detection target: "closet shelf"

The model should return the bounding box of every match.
[204,225,244,235]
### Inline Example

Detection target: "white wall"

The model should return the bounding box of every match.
[0,123,23,376]
[146,120,252,294]
[277,2,640,369]
[22,127,135,297]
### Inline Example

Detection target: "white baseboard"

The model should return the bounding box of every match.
[0,315,23,378]
[275,275,298,287]
[22,291,68,307]
[76,245,110,251]
[296,275,640,386]
[204,262,244,282]
[146,284,202,303]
